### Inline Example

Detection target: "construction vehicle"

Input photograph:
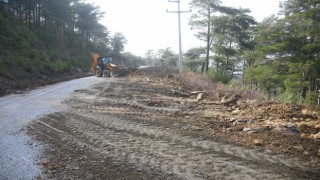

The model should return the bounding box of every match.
[90,52,116,77]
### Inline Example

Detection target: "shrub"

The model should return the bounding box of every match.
[304,91,319,105]
[53,59,70,72]
[177,71,264,101]
[207,68,231,84]
[70,55,91,71]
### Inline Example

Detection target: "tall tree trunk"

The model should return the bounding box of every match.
[201,61,205,73]
[204,7,211,74]
[29,7,32,29]
[25,0,28,25]
[223,36,233,75]
[216,26,226,70]
[37,1,41,34]
[224,57,229,75]
[60,19,64,49]
[79,32,83,52]
[32,3,36,31]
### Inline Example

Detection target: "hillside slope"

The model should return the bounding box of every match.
[0,11,91,96]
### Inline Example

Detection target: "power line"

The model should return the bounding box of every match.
[167,0,191,73]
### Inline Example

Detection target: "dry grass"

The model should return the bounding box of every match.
[129,68,265,101]
[176,72,264,101]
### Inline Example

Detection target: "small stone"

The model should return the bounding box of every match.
[197,93,206,100]
[243,127,252,132]
[194,127,203,131]
[242,127,265,134]
[300,133,306,138]
[223,128,231,132]
[233,119,247,126]
[284,124,300,134]
[248,120,257,124]
[312,132,320,139]
[274,126,286,132]
[265,149,272,153]
[303,151,309,156]
[292,145,304,151]
[253,139,263,146]
[265,125,273,130]
[229,117,237,122]
[231,109,240,115]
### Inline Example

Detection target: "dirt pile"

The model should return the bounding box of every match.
[128,68,320,157]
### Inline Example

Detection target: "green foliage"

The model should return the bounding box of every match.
[207,68,231,84]
[69,55,92,71]
[184,59,203,72]
[144,49,156,66]
[155,48,178,69]
[190,0,256,74]
[279,74,302,103]
[111,32,127,58]
[0,0,111,76]
[245,65,274,86]
[0,60,8,75]
[244,63,283,100]
[17,55,34,72]
[121,52,145,67]
[53,60,70,72]
[304,91,319,105]
[184,47,206,72]
[228,79,243,89]
[244,0,320,104]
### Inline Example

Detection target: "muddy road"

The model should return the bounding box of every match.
[0,77,106,179]
[27,75,320,179]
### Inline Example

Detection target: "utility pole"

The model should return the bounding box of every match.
[167,0,191,73]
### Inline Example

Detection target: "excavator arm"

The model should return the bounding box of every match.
[91,52,117,77]
[90,52,100,73]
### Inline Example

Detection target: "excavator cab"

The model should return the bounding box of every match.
[95,56,113,77]
[91,52,115,77]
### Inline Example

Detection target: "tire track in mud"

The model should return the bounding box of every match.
[72,79,320,170]
[29,78,320,179]
[78,111,315,171]
[31,111,319,179]
[29,113,172,180]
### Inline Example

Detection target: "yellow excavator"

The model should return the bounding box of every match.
[90,52,116,77]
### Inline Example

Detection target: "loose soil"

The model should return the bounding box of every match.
[28,68,320,179]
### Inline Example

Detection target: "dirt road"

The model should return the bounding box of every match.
[0,77,105,179]
[28,75,320,179]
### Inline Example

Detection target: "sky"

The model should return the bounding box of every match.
[85,0,282,57]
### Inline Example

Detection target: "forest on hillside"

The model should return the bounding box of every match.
[195,0,320,105]
[0,0,137,95]
[0,0,108,71]
[146,0,320,105]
